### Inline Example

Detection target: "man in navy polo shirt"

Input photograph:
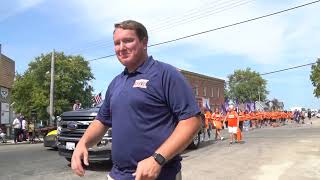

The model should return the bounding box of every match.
[71,20,201,180]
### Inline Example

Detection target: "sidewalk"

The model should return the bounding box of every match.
[0,138,43,146]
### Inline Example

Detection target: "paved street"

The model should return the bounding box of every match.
[183,118,320,180]
[0,118,319,180]
[0,142,111,180]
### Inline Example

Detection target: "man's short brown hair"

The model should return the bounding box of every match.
[114,20,148,42]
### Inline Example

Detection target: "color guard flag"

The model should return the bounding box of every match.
[94,93,103,104]
[220,104,226,115]
[224,97,229,111]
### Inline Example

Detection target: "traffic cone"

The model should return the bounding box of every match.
[237,127,242,142]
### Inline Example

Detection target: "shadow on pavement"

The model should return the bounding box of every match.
[68,160,113,172]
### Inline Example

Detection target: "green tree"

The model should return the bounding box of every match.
[12,52,94,123]
[310,58,320,97]
[227,68,268,103]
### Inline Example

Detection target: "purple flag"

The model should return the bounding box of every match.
[220,104,226,115]
[245,101,250,112]
[224,97,229,112]
[250,101,255,112]
[235,98,239,112]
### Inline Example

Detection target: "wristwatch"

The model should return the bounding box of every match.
[152,153,166,166]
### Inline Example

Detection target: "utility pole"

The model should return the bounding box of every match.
[258,87,261,102]
[49,49,55,126]
[0,44,2,61]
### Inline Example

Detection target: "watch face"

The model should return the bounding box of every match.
[153,153,166,166]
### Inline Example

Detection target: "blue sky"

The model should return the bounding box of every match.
[1,0,319,110]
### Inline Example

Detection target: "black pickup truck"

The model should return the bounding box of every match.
[57,105,204,163]
[57,105,112,162]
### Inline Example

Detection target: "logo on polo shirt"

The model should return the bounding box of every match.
[133,79,149,89]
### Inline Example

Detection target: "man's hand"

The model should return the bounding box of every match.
[133,156,162,180]
[71,143,89,176]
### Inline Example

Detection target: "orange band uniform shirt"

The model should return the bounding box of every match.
[212,112,223,129]
[204,111,212,129]
[239,112,246,122]
[226,111,239,127]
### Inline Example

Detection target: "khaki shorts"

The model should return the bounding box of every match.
[107,171,182,180]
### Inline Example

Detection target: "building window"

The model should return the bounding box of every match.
[194,85,198,96]
[211,87,214,97]
[203,87,207,97]
[217,88,220,98]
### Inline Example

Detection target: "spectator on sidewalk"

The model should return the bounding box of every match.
[0,125,6,143]
[300,111,305,124]
[28,120,35,143]
[307,110,313,124]
[12,115,22,143]
[21,117,27,141]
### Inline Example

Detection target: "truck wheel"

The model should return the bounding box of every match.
[188,133,200,149]
[65,157,71,162]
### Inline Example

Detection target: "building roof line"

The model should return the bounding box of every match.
[0,53,15,63]
[178,68,225,83]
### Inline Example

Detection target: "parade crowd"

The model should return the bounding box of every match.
[202,105,311,144]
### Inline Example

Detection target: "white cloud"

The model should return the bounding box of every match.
[0,0,44,22]
[62,0,319,67]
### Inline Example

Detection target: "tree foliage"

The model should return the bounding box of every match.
[310,58,320,98]
[12,52,94,123]
[227,68,268,103]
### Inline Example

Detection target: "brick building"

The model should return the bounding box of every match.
[0,47,15,135]
[179,69,225,112]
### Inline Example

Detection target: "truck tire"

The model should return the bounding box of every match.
[188,133,200,149]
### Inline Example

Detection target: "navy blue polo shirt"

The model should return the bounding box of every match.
[96,56,200,180]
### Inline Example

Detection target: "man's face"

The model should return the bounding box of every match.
[113,28,147,69]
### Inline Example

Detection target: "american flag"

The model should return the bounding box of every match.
[94,93,103,104]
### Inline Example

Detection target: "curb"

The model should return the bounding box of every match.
[0,139,43,146]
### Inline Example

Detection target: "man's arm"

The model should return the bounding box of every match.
[134,116,200,180]
[155,116,201,160]
[71,120,109,176]
[237,115,240,127]
[12,119,18,126]
[223,116,227,128]
[77,120,109,148]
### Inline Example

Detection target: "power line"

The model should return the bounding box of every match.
[148,0,226,29]
[224,61,317,86]
[89,54,116,62]
[149,0,320,47]
[150,0,253,32]
[260,62,316,76]
[88,0,320,62]
[70,0,252,55]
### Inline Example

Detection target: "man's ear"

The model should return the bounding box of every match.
[142,37,148,48]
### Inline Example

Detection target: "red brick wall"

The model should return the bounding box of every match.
[180,70,225,111]
[0,54,15,89]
